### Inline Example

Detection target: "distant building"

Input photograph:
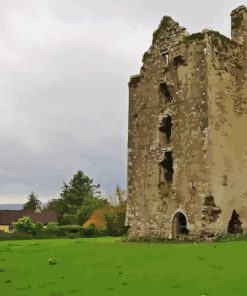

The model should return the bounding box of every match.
[126,5,247,240]
[0,210,57,232]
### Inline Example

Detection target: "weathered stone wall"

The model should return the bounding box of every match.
[127,17,185,239]
[127,5,247,241]
[205,9,247,237]
[127,18,212,240]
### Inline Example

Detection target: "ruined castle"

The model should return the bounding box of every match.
[126,5,247,240]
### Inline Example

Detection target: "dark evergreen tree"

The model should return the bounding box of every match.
[46,170,106,225]
[23,191,42,211]
[60,170,100,206]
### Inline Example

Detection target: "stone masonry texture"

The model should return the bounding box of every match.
[126,5,247,241]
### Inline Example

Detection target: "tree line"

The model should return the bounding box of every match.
[22,170,127,236]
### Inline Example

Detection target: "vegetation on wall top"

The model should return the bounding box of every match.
[232,14,243,29]
[152,16,178,45]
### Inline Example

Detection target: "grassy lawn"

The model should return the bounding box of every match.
[0,237,247,296]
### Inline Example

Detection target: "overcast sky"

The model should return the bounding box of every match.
[0,0,244,203]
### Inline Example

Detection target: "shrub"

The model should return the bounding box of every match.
[0,231,33,241]
[215,233,247,242]
[13,216,36,235]
[104,205,129,236]
[43,222,59,238]
[59,225,82,233]
[83,224,103,237]
[46,222,59,232]
[58,225,84,238]
[61,213,78,225]
[33,222,44,235]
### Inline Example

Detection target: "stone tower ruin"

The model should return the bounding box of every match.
[126,5,247,240]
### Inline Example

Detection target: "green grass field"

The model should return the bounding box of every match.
[0,237,247,296]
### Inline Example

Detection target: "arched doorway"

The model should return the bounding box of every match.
[172,212,189,239]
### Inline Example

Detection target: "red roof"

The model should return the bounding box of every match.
[0,210,57,225]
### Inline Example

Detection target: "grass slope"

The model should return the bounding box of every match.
[0,237,247,295]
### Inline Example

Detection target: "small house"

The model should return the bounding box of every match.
[0,210,57,232]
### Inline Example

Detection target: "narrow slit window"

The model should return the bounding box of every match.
[159,151,174,183]
[159,115,172,144]
[159,83,173,101]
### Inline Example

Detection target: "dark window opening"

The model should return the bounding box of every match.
[173,55,186,66]
[173,212,189,238]
[159,115,172,143]
[227,210,243,234]
[159,151,174,183]
[203,195,216,207]
[159,83,172,101]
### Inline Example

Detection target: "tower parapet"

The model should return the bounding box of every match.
[231,5,247,45]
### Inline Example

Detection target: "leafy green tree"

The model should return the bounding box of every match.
[46,222,59,232]
[45,198,68,224]
[46,170,106,225]
[23,191,42,211]
[13,216,35,234]
[104,204,128,236]
[60,170,100,206]
[76,196,108,225]
[104,186,128,236]
[45,222,59,237]
[32,222,44,235]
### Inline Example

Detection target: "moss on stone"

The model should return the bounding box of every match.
[152,16,174,45]
[142,51,151,63]
[232,15,243,29]
[210,31,232,44]
[186,32,205,42]
[207,31,239,49]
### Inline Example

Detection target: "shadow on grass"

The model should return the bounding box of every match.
[5,279,12,283]
[38,281,56,288]
[16,286,31,291]
[7,243,23,247]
